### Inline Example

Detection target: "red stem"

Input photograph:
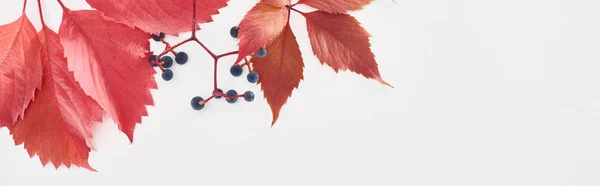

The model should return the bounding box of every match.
[244,58,252,72]
[22,0,28,13]
[289,7,305,16]
[217,51,240,59]
[157,38,192,59]
[36,0,45,26]
[56,0,67,10]
[193,38,217,59]
[149,58,165,72]
[215,92,227,98]
[199,94,216,105]
[159,38,178,55]
[213,58,218,90]
[199,92,241,105]
[191,0,198,37]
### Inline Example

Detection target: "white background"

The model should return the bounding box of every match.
[1,0,600,185]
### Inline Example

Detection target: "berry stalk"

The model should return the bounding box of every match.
[239,58,253,72]
[148,0,258,110]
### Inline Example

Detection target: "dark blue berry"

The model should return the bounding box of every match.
[230,26,239,38]
[215,88,224,99]
[244,91,255,102]
[151,35,160,41]
[151,32,165,41]
[149,55,158,67]
[161,69,174,81]
[175,52,188,65]
[230,65,243,77]
[226,90,238,103]
[247,71,259,83]
[257,48,267,58]
[191,96,205,110]
[160,56,173,68]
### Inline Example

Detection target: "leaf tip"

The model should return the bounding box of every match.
[271,117,279,127]
[124,130,135,144]
[375,77,393,88]
[383,81,394,88]
[82,163,97,172]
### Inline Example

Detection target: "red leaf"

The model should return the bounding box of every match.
[0,14,42,128]
[305,11,389,85]
[235,2,289,63]
[251,24,303,125]
[10,27,102,171]
[298,0,372,14]
[86,0,228,36]
[261,0,290,7]
[59,9,157,142]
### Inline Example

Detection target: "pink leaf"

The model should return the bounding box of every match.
[251,24,303,125]
[0,14,42,127]
[10,27,103,171]
[305,11,389,85]
[59,9,157,142]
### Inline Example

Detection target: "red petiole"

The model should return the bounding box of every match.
[239,58,252,72]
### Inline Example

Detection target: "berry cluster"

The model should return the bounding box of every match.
[148,25,267,111]
[149,33,189,81]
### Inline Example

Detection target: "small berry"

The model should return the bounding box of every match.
[230,26,239,38]
[151,32,165,41]
[230,65,243,77]
[191,96,205,110]
[215,88,224,99]
[257,48,267,58]
[148,55,158,67]
[160,56,173,68]
[151,35,160,41]
[226,90,238,103]
[161,69,174,81]
[247,71,259,83]
[244,91,255,102]
[175,52,188,65]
